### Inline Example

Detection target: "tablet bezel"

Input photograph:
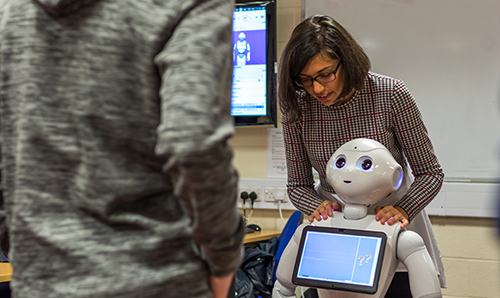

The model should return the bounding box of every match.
[292,225,387,294]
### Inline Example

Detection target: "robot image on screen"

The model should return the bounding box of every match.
[233,32,250,66]
[273,139,442,298]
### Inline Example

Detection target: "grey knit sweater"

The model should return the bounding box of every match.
[0,0,244,297]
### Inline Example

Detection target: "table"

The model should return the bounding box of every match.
[0,263,12,283]
[243,229,281,244]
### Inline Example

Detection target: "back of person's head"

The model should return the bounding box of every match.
[279,15,371,122]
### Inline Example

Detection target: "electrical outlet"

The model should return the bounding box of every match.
[275,188,287,202]
[264,187,288,202]
[264,187,277,202]
[238,186,262,202]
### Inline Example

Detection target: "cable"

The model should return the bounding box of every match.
[240,191,249,218]
[247,209,253,220]
[276,190,286,225]
[244,191,258,220]
[277,200,285,224]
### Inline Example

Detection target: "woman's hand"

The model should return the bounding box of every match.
[374,205,409,228]
[308,200,342,222]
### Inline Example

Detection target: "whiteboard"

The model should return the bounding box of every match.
[303,0,500,182]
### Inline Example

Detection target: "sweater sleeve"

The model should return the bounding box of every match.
[0,33,7,254]
[282,114,324,215]
[153,0,244,277]
[0,160,7,255]
[391,81,444,221]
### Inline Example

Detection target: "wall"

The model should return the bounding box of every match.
[231,1,500,297]
[303,0,500,182]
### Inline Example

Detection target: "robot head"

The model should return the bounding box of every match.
[238,32,246,41]
[326,138,403,206]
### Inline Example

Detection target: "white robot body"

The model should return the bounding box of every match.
[273,139,442,298]
[273,214,441,298]
[397,231,442,298]
[274,214,400,298]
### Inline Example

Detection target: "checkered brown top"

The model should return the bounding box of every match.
[282,72,444,221]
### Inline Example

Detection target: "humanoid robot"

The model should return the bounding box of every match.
[233,32,251,66]
[273,139,442,298]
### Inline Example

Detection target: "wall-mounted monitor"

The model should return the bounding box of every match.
[232,0,277,127]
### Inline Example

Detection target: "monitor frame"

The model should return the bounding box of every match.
[232,0,277,127]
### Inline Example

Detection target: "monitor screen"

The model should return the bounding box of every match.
[292,226,387,294]
[232,0,276,126]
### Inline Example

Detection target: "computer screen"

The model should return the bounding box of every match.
[292,226,387,294]
[232,0,276,126]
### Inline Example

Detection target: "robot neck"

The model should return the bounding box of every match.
[343,203,369,220]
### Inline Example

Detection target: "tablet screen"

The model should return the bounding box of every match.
[292,226,386,294]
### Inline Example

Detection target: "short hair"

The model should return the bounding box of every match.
[279,15,371,123]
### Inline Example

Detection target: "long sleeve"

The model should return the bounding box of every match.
[391,81,444,220]
[153,0,244,277]
[0,142,7,255]
[0,4,7,253]
[0,146,7,255]
[282,114,324,215]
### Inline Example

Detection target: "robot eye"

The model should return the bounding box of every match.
[334,156,346,169]
[356,156,373,171]
[361,159,372,170]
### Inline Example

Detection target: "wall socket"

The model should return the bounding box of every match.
[264,187,287,202]
[238,186,263,202]
[237,178,297,210]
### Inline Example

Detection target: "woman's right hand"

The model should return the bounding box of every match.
[308,200,342,222]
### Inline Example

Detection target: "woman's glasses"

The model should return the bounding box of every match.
[295,63,340,88]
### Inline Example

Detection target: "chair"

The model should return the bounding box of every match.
[273,210,304,281]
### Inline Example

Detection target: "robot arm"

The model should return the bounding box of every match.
[273,280,296,298]
[397,230,442,298]
[273,227,303,298]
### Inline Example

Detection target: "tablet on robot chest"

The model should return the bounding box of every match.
[292,226,387,294]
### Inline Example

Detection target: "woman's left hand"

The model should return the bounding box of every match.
[374,205,409,229]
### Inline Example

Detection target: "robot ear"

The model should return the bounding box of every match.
[393,167,403,190]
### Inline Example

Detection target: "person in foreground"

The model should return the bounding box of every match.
[0,0,244,297]
[279,15,446,296]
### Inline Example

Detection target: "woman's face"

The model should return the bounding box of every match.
[298,51,345,106]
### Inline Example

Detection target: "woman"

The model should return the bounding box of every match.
[279,15,446,295]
